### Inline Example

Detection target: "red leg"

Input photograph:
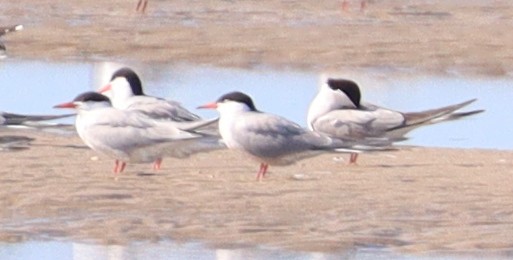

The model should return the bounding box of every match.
[114,160,127,174]
[136,0,148,13]
[153,158,162,170]
[341,0,349,12]
[360,1,367,12]
[136,0,142,11]
[113,160,120,173]
[256,163,269,181]
[349,153,358,165]
[261,164,269,177]
[141,0,148,13]
[119,162,126,173]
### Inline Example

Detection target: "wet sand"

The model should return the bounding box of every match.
[1,0,513,257]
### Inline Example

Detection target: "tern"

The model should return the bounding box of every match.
[307,78,484,164]
[97,67,220,169]
[98,67,201,122]
[54,92,221,174]
[198,91,366,181]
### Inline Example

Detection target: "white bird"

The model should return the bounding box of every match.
[307,78,484,164]
[54,92,221,174]
[198,91,363,181]
[98,67,201,122]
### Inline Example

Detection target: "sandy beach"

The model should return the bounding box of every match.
[2,129,513,255]
[2,0,513,75]
[1,0,513,257]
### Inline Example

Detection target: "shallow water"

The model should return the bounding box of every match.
[0,60,510,149]
[2,240,510,260]
[0,240,394,260]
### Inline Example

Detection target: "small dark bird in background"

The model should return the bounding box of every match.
[0,24,23,57]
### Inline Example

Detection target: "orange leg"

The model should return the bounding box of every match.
[349,153,359,165]
[153,158,163,170]
[113,160,127,174]
[256,163,269,181]
[136,0,148,13]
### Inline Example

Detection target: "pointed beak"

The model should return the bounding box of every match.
[98,84,112,93]
[53,102,77,109]
[197,102,218,109]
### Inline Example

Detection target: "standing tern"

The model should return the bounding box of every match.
[54,92,221,174]
[97,67,219,169]
[198,91,364,181]
[307,78,484,164]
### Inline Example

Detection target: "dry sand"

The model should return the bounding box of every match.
[1,0,513,257]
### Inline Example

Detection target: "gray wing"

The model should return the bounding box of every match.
[232,113,335,159]
[386,99,483,138]
[0,112,74,125]
[82,110,200,155]
[126,96,201,122]
[311,106,406,140]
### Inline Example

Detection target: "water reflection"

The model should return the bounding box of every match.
[2,240,511,260]
[0,240,421,260]
[0,60,510,150]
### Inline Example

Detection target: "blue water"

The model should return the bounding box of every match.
[0,61,509,149]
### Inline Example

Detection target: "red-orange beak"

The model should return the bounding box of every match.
[197,102,218,109]
[53,102,77,109]
[98,84,112,93]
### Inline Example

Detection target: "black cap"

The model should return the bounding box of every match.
[327,79,361,107]
[111,67,144,95]
[217,91,257,111]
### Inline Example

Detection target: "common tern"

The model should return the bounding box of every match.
[97,67,218,168]
[54,92,221,174]
[98,67,201,122]
[307,78,484,164]
[198,91,364,181]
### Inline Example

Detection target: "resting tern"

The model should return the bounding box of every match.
[198,91,363,181]
[98,67,201,122]
[307,78,484,164]
[54,92,221,174]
